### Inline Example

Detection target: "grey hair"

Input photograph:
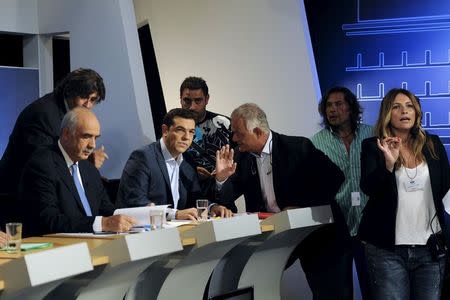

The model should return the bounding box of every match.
[60,107,89,135]
[231,103,270,133]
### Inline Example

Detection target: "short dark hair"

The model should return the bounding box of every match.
[318,86,362,131]
[179,76,209,97]
[54,68,106,103]
[162,108,196,127]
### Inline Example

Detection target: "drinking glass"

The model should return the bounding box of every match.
[196,199,209,222]
[149,209,164,230]
[5,223,22,254]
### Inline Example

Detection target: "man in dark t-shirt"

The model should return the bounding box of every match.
[179,76,231,177]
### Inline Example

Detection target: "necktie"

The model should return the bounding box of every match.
[70,164,93,216]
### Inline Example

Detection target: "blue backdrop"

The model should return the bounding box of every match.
[0,67,39,156]
[304,0,450,159]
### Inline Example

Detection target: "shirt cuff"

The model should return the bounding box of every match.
[167,208,177,221]
[93,216,103,232]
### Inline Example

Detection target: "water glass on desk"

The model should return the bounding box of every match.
[196,199,209,221]
[5,222,22,254]
[149,209,164,230]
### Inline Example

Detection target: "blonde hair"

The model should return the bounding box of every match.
[374,88,437,169]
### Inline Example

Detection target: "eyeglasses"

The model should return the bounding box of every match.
[181,97,205,107]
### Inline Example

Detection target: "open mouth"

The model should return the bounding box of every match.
[400,117,410,121]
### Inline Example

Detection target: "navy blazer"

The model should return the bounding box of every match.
[219,131,345,212]
[116,141,206,209]
[18,144,115,236]
[0,93,66,196]
[358,134,450,250]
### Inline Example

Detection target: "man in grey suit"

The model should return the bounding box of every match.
[117,108,235,220]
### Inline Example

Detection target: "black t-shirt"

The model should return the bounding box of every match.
[187,110,231,172]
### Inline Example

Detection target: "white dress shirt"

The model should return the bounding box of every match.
[254,132,280,213]
[58,140,102,232]
[160,138,183,220]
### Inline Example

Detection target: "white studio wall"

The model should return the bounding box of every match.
[0,0,38,34]
[0,0,155,179]
[133,0,321,137]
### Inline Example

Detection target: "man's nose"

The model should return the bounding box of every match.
[84,101,94,109]
[88,137,96,149]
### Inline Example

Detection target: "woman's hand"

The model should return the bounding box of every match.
[377,137,401,172]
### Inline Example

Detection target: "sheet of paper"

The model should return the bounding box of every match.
[48,232,123,238]
[114,205,170,226]
[164,220,194,228]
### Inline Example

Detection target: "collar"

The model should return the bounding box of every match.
[58,140,76,168]
[261,131,273,156]
[160,138,183,165]
[250,131,272,158]
[63,99,70,113]
[329,124,360,137]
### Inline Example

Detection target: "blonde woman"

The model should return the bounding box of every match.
[358,88,450,299]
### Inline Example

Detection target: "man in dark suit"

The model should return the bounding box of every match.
[0,68,109,199]
[19,107,136,236]
[218,103,351,299]
[117,108,235,220]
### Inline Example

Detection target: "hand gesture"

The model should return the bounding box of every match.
[89,145,109,169]
[377,137,401,172]
[102,214,137,232]
[214,145,237,182]
[210,204,233,218]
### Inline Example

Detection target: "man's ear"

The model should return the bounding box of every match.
[253,127,263,137]
[61,127,70,140]
[162,124,169,137]
[205,94,210,106]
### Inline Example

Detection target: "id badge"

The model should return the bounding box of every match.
[404,177,425,192]
[351,192,361,206]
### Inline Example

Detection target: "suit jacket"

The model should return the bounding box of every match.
[218,131,349,265]
[0,93,66,195]
[18,144,115,236]
[116,141,206,209]
[359,134,450,250]
[219,131,345,212]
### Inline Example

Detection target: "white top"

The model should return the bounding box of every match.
[160,138,183,220]
[58,140,102,232]
[254,132,281,213]
[395,161,440,245]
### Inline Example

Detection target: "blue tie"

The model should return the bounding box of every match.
[71,164,93,216]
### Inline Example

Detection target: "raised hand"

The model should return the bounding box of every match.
[89,145,109,169]
[377,137,401,172]
[214,145,237,182]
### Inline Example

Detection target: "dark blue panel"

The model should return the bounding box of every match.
[359,0,450,21]
[0,67,39,156]
[304,0,450,160]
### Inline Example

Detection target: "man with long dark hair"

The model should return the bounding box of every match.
[311,86,374,299]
